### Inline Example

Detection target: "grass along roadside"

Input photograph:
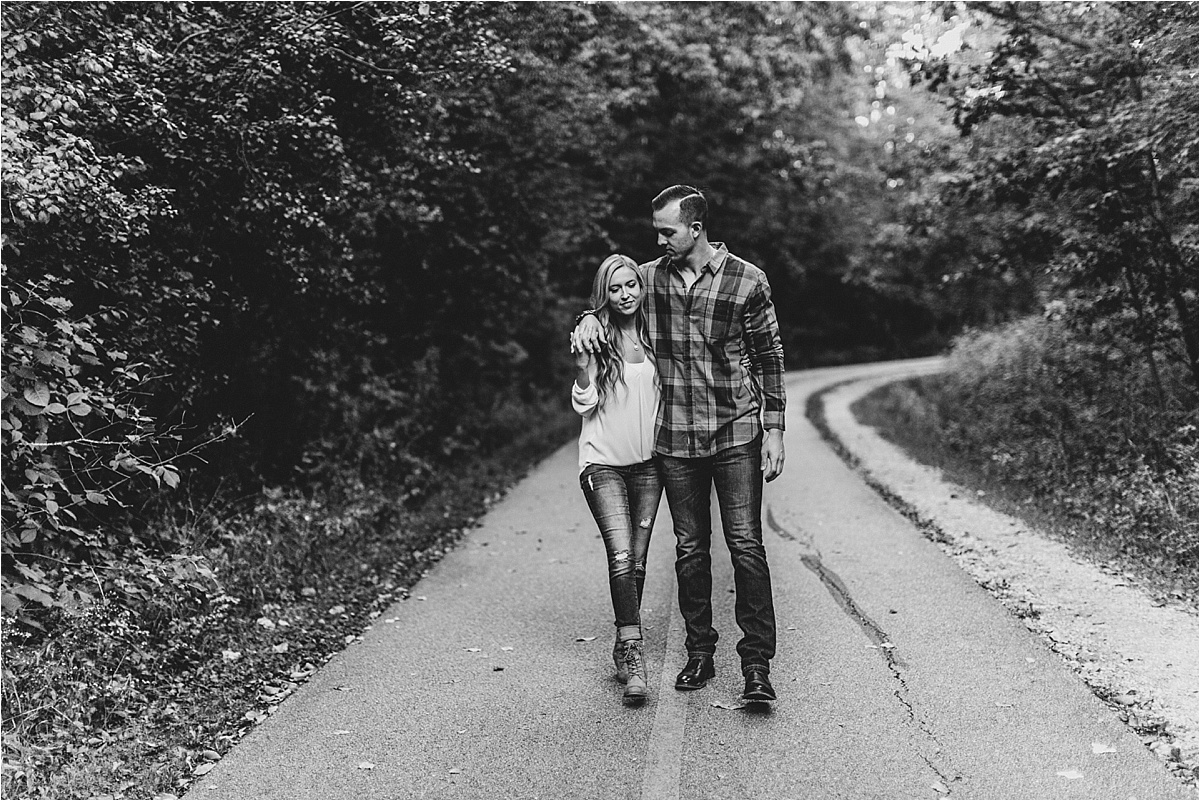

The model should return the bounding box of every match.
[1,403,578,800]
[850,376,1197,608]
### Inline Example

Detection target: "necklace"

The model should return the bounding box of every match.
[619,330,641,352]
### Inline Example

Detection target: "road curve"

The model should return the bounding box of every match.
[188,358,1190,800]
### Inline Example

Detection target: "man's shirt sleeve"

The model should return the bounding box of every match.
[743,272,786,431]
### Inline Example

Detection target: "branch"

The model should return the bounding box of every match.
[325,46,407,77]
[169,22,241,59]
[288,1,373,38]
[965,2,1095,51]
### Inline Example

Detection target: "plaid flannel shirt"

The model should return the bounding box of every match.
[641,243,785,458]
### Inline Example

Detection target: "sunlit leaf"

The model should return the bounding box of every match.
[23,384,49,407]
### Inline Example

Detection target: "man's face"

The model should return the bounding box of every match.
[653,201,697,263]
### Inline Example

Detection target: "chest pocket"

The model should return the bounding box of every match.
[692,289,742,345]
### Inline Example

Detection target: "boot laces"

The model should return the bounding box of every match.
[623,640,645,678]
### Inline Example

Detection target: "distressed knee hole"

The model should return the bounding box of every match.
[638,517,652,529]
[612,550,631,563]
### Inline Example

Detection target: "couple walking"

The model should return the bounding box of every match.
[571,185,786,706]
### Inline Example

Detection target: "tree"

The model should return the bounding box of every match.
[1,1,515,621]
[899,1,1198,383]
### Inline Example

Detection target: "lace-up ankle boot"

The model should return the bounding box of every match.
[622,640,648,703]
[613,637,627,683]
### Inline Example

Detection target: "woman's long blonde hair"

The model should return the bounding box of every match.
[588,254,652,411]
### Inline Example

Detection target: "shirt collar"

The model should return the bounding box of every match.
[705,243,730,275]
[667,242,729,278]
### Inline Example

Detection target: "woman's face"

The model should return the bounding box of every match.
[606,265,643,317]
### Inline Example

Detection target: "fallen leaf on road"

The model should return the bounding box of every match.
[575,636,597,642]
[256,617,276,630]
[931,780,949,794]
[329,605,346,616]
[358,761,375,770]
[711,700,747,710]
[880,642,896,649]
[290,662,317,680]
[501,646,514,651]
[193,763,215,777]
[201,749,219,760]
[1056,769,1083,779]
[334,730,352,735]
[464,647,481,652]
[221,650,241,662]
[1091,742,1117,754]
[457,729,467,734]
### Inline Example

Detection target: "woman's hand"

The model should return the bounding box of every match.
[573,343,594,390]
[573,344,594,372]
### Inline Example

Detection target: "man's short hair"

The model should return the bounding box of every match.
[652,185,707,230]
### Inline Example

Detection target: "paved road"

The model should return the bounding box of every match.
[189,359,1190,800]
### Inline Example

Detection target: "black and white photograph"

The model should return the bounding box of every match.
[1,2,1196,799]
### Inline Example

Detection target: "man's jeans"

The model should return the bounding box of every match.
[658,436,776,673]
[580,460,663,632]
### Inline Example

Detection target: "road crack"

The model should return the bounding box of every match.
[767,505,958,792]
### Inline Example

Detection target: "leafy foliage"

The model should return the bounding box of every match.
[3,1,1196,796]
[892,1,1198,378]
[1,1,514,623]
[871,315,1197,593]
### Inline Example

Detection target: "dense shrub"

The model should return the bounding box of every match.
[929,315,1197,576]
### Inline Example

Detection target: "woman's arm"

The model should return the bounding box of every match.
[574,347,593,391]
[572,347,599,415]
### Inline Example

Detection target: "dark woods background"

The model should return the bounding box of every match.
[2,1,1196,626]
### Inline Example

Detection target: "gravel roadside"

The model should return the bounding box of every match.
[817,366,1199,790]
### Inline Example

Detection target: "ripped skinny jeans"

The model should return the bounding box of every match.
[580,460,663,633]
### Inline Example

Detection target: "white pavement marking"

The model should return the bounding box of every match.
[641,578,687,800]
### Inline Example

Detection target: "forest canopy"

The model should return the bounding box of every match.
[2,0,1196,621]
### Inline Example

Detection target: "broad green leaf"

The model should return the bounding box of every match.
[23,383,49,406]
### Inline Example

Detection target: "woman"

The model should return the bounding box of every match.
[572,254,662,705]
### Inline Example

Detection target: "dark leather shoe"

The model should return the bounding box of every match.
[742,669,776,702]
[674,654,715,690]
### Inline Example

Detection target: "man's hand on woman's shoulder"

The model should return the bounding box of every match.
[570,311,607,354]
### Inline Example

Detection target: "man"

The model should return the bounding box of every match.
[572,185,785,702]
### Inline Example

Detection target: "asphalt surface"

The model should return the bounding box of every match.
[188,359,1192,800]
